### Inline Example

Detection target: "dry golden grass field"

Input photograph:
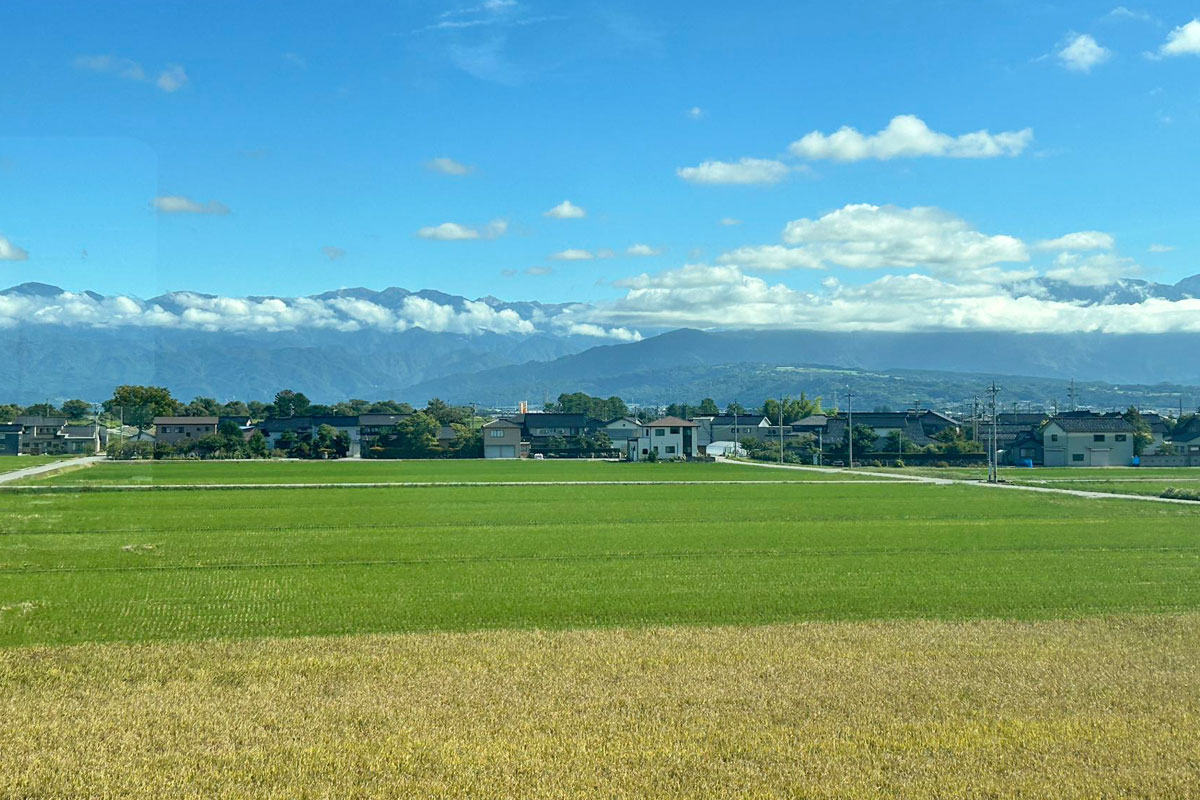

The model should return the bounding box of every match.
[3,616,1199,799]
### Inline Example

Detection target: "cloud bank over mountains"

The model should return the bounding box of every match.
[3,201,1195,338]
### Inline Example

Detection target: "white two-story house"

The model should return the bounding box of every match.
[628,417,699,461]
[1042,416,1135,467]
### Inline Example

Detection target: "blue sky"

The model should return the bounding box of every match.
[2,1,1199,336]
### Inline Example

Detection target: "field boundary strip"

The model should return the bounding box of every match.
[0,456,103,485]
[717,458,1200,505]
[0,478,907,493]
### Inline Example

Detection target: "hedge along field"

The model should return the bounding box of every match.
[2,617,1198,799]
[17,458,893,486]
[2,482,1199,647]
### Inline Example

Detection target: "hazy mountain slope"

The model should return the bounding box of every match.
[408,329,1200,405]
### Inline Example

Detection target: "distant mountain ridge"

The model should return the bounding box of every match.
[2,280,1200,405]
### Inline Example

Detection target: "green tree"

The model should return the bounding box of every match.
[447,423,483,458]
[546,434,568,451]
[367,400,414,414]
[0,404,21,423]
[23,402,61,417]
[61,399,92,420]
[725,401,746,416]
[591,431,613,451]
[840,424,877,457]
[104,386,180,433]
[217,421,246,457]
[247,401,271,419]
[425,398,469,426]
[698,398,720,415]
[270,390,311,419]
[220,400,251,418]
[193,434,226,458]
[246,431,269,458]
[385,412,441,458]
[185,397,221,417]
[1122,406,1154,455]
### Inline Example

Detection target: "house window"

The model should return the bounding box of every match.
[1115,434,1127,442]
[1093,434,1105,442]
[1072,453,1085,462]
[1050,434,1058,442]
[666,445,676,454]
[489,430,505,438]
[670,427,679,434]
[654,429,665,437]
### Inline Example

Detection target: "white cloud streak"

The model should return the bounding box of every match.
[153,196,230,215]
[428,157,474,175]
[789,115,1033,161]
[417,219,507,240]
[544,200,586,219]
[0,235,29,261]
[75,55,188,92]
[1035,231,1115,251]
[550,248,594,261]
[676,158,791,185]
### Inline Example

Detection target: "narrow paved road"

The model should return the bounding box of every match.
[0,456,103,485]
[716,457,1200,506]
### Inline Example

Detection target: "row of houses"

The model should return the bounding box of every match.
[0,416,105,456]
[151,414,416,458]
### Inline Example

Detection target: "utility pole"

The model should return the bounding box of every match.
[778,396,784,465]
[846,386,855,469]
[987,381,1000,483]
[1068,380,1078,412]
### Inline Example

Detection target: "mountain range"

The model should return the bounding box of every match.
[2,279,1199,409]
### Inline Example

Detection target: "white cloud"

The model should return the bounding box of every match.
[1148,243,1175,253]
[716,245,824,272]
[322,246,346,261]
[686,106,704,120]
[0,235,29,261]
[74,55,145,80]
[596,248,616,259]
[780,204,1030,280]
[152,196,230,215]
[417,219,507,240]
[1057,33,1111,72]
[1044,252,1140,286]
[75,55,187,92]
[156,64,188,92]
[550,248,594,260]
[1034,231,1115,251]
[720,217,741,226]
[525,266,553,275]
[676,158,791,185]
[1159,19,1200,56]
[626,243,663,257]
[568,263,1200,334]
[788,115,1033,161]
[557,322,642,341]
[428,157,474,175]
[544,200,586,219]
[1105,7,1154,23]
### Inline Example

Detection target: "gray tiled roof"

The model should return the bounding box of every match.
[1047,416,1135,433]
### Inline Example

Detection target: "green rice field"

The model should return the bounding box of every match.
[16,457,892,486]
[4,460,1199,797]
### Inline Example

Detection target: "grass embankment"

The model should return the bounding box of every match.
[17,458,884,486]
[3,482,1199,646]
[2,617,1197,798]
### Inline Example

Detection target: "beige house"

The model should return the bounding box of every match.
[1042,416,1135,467]
[482,418,523,459]
[153,416,219,446]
